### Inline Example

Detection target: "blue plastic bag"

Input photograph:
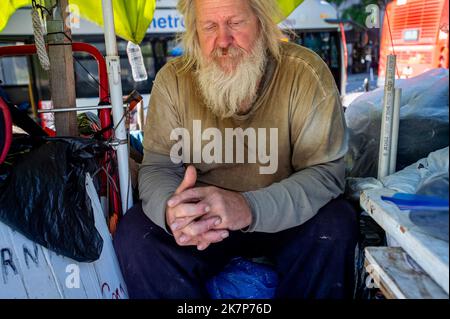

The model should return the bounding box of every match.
[206,257,278,299]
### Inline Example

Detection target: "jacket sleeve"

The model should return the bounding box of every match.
[242,157,346,232]
[139,151,184,233]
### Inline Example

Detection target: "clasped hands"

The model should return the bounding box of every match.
[165,165,252,251]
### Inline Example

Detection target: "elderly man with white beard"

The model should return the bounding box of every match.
[113,0,358,299]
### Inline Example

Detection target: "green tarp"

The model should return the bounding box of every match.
[70,0,156,44]
[0,0,31,34]
[277,0,304,22]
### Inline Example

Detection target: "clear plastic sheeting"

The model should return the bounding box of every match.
[409,171,449,242]
[417,171,449,200]
[346,147,449,200]
[345,68,449,178]
[349,147,449,244]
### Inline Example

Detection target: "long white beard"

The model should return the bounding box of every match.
[196,36,267,119]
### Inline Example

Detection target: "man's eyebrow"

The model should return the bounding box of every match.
[198,15,245,24]
[198,19,216,25]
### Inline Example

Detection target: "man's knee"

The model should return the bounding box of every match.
[295,197,359,249]
[113,203,166,262]
[315,197,359,245]
[114,204,147,243]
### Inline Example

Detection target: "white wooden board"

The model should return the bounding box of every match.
[365,246,448,299]
[361,189,449,294]
[0,174,128,299]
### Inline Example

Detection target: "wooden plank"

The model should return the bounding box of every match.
[45,0,78,136]
[361,189,449,294]
[365,246,448,299]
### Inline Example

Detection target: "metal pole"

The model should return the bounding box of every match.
[37,105,115,113]
[377,54,396,179]
[389,87,401,175]
[101,0,133,213]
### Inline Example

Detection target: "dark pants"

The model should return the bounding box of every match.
[113,198,358,299]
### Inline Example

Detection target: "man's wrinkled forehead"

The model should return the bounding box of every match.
[194,0,254,23]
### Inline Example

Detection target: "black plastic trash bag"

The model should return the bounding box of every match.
[0,136,109,262]
[0,135,37,185]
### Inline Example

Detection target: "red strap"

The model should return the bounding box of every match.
[0,97,12,164]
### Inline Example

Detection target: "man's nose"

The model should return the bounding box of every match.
[216,26,233,49]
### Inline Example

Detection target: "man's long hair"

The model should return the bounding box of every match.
[176,0,284,72]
